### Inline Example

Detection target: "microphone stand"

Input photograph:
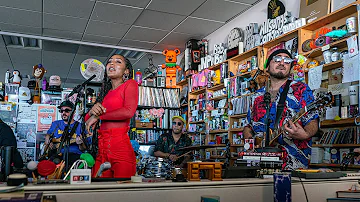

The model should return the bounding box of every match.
[256,79,282,153]
[57,76,95,173]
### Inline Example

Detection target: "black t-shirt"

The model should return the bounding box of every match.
[0,121,24,168]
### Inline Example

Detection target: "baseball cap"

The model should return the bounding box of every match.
[265,49,292,69]
[19,87,31,102]
[172,116,186,125]
[57,100,74,109]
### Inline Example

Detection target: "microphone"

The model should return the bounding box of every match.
[78,153,95,168]
[68,75,96,98]
[95,162,111,178]
[27,161,38,171]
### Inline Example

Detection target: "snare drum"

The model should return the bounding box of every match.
[142,157,172,179]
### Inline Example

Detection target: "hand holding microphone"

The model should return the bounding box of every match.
[95,162,111,178]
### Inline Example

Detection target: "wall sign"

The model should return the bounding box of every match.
[259,11,292,44]
[268,0,286,19]
[244,23,261,51]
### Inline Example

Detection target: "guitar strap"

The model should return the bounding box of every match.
[274,80,292,131]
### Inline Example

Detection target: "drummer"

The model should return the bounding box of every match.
[154,116,192,168]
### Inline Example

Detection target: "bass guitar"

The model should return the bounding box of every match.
[256,92,334,147]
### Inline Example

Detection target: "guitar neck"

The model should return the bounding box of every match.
[279,107,307,134]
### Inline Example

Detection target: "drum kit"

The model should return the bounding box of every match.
[137,156,186,181]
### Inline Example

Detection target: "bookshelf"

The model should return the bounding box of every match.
[320,118,356,128]
[134,87,181,144]
[301,34,358,57]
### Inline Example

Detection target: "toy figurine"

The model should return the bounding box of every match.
[12,70,22,84]
[33,64,46,90]
[161,48,181,88]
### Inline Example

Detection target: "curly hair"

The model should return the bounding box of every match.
[96,54,133,103]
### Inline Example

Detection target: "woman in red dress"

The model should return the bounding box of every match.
[85,54,138,178]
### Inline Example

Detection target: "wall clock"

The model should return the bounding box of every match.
[227,28,243,50]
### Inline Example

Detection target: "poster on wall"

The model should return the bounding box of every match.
[300,0,330,23]
[17,104,37,123]
[16,122,37,147]
[18,148,35,165]
[37,105,57,132]
[0,102,17,132]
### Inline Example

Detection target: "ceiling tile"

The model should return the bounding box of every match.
[152,43,184,52]
[42,51,75,70]
[192,0,250,22]
[86,20,130,38]
[82,34,121,45]
[11,64,36,76]
[44,13,88,33]
[228,0,259,4]
[0,49,11,63]
[43,28,83,40]
[0,63,13,74]
[159,32,201,47]
[44,0,95,18]
[123,26,168,43]
[8,48,41,65]
[0,0,42,12]
[0,36,5,47]
[42,41,79,54]
[99,0,151,8]
[0,7,41,27]
[77,45,113,57]
[91,2,143,24]
[0,22,42,35]
[134,10,186,31]
[118,39,156,49]
[147,0,206,15]
[175,17,224,36]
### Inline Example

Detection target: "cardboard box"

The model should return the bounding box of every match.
[135,120,153,128]
[300,0,330,23]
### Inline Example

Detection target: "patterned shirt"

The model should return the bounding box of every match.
[47,120,91,155]
[245,80,318,170]
[154,133,192,165]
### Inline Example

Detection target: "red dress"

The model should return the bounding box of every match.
[86,79,138,178]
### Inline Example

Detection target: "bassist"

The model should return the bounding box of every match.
[44,101,91,168]
[243,49,319,170]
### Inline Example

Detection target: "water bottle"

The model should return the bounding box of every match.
[42,77,48,91]
[5,69,10,84]
[135,69,142,86]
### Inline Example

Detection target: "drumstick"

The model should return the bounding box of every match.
[177,151,192,159]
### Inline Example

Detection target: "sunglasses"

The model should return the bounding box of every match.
[272,55,293,64]
[59,109,71,113]
[172,122,183,126]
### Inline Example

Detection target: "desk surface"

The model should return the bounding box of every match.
[0,177,357,192]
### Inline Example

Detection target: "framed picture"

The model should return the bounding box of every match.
[331,0,355,12]
[192,50,200,63]
[299,0,330,23]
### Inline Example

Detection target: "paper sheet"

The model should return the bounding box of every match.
[342,55,359,83]
[17,104,37,123]
[308,65,323,90]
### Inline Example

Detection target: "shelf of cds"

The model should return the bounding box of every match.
[133,86,181,144]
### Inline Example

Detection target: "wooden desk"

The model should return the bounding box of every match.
[187,162,223,181]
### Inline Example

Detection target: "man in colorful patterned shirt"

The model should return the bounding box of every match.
[243,49,319,170]
[154,116,192,167]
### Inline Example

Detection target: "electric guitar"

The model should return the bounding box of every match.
[256,92,334,147]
